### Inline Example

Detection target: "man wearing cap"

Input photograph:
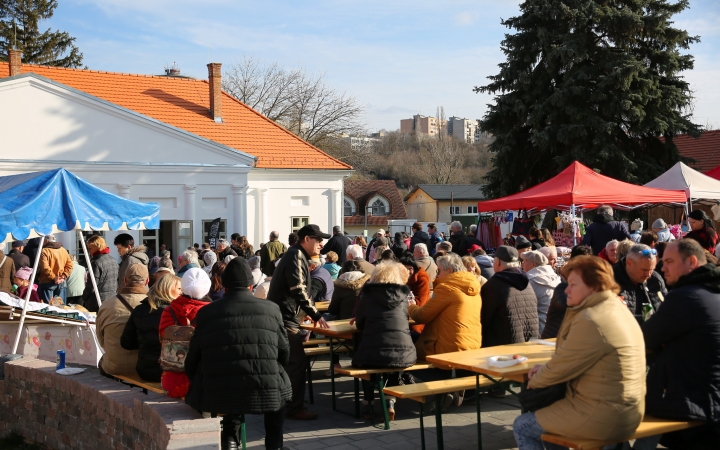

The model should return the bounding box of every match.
[514,235,533,255]
[260,231,287,277]
[366,229,387,263]
[267,224,330,420]
[185,258,291,450]
[8,241,29,269]
[320,226,351,265]
[481,246,538,349]
[96,264,148,377]
[520,251,560,335]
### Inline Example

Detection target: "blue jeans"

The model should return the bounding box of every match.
[513,412,567,450]
[38,281,66,303]
[513,412,622,450]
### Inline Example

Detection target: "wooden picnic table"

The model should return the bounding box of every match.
[315,301,330,312]
[425,339,557,450]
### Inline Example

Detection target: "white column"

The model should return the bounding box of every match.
[232,184,248,236]
[184,185,197,244]
[259,188,269,242]
[330,189,340,232]
[108,183,134,253]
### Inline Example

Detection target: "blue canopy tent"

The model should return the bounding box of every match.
[0,168,159,354]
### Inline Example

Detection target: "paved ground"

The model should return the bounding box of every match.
[244,358,521,450]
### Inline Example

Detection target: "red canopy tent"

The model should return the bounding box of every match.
[705,164,720,181]
[477,161,687,213]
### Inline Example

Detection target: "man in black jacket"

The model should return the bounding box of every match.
[640,239,720,449]
[320,226,350,264]
[267,224,330,420]
[580,205,632,255]
[613,244,667,322]
[409,222,429,252]
[8,240,29,269]
[185,257,291,450]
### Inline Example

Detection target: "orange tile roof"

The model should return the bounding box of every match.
[0,62,351,170]
[671,130,720,172]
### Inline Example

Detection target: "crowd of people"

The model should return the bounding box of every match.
[3,208,720,450]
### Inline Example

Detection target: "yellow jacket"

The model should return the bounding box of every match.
[530,290,646,441]
[409,270,481,362]
[37,244,73,284]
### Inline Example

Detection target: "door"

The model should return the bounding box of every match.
[175,220,193,255]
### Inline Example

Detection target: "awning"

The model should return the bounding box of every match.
[645,162,720,202]
[477,161,687,213]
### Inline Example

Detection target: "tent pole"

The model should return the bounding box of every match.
[78,230,102,309]
[571,204,577,246]
[12,236,45,354]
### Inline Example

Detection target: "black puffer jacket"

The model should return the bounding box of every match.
[541,281,568,339]
[81,252,119,312]
[480,268,539,347]
[328,273,369,319]
[642,264,720,441]
[613,259,667,318]
[409,231,429,252]
[119,299,165,381]
[184,288,292,414]
[352,283,417,368]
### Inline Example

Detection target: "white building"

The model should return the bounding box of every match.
[0,51,352,260]
[447,117,477,144]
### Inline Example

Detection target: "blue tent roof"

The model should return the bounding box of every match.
[0,169,160,242]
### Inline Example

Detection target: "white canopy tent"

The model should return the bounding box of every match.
[645,162,720,206]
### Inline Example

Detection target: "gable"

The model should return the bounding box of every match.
[0,62,351,170]
[0,75,254,166]
[344,179,407,225]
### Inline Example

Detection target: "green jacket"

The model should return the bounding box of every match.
[260,240,287,276]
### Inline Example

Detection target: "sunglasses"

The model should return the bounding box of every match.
[641,248,657,257]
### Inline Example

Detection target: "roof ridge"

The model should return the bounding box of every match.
[0,61,200,82]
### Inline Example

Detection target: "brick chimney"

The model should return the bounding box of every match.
[207,62,222,123]
[8,48,22,76]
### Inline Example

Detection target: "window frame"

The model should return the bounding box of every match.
[367,194,391,216]
[343,195,357,217]
[291,216,310,232]
[449,206,461,215]
[202,219,227,245]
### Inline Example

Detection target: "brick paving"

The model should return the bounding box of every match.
[243,359,521,450]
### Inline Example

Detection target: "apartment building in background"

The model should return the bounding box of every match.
[448,117,477,144]
[400,114,447,137]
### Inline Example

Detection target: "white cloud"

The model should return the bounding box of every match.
[454,12,476,26]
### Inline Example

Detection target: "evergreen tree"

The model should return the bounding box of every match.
[0,0,82,67]
[476,0,701,198]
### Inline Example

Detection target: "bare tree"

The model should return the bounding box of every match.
[223,56,365,148]
[413,107,469,184]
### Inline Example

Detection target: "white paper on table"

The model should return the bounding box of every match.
[529,339,557,346]
[487,355,529,368]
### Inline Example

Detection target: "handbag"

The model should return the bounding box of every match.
[512,209,534,236]
[159,308,195,372]
[517,383,566,412]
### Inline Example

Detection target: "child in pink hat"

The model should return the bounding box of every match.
[13,267,41,303]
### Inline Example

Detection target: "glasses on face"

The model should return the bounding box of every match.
[641,248,657,257]
[311,237,324,244]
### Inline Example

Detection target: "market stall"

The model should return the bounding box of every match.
[476,161,688,245]
[0,168,159,365]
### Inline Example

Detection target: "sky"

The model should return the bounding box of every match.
[41,0,720,132]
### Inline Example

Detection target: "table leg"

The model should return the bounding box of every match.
[377,373,390,430]
[476,374,482,450]
[434,394,444,450]
[419,401,426,450]
[240,414,247,450]
[520,380,527,414]
[306,357,314,404]
[330,336,337,411]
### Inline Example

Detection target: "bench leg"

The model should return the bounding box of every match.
[240,414,246,450]
[520,381,527,414]
[419,401,426,450]
[354,377,361,418]
[434,394,444,450]
[307,357,314,404]
[476,375,483,450]
[330,337,337,411]
[377,374,390,430]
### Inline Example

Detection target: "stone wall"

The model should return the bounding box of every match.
[0,359,221,449]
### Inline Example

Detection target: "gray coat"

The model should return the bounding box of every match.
[117,246,148,291]
[81,253,119,312]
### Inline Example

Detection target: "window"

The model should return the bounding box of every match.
[368,195,390,216]
[467,206,478,214]
[343,196,356,216]
[291,216,309,233]
[450,206,461,215]
[202,219,227,245]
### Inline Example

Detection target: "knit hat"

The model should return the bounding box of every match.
[515,235,532,250]
[14,266,33,280]
[495,246,519,263]
[652,218,667,229]
[181,268,211,299]
[520,250,548,266]
[222,257,254,290]
[125,264,149,285]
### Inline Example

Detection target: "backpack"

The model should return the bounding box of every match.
[159,308,195,372]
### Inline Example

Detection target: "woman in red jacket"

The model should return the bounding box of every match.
[159,268,211,398]
[399,257,430,340]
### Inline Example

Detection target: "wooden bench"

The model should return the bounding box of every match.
[541,415,704,450]
[112,372,164,395]
[384,376,500,450]
[303,338,330,347]
[332,363,435,429]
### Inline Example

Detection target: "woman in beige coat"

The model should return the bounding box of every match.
[513,256,646,449]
